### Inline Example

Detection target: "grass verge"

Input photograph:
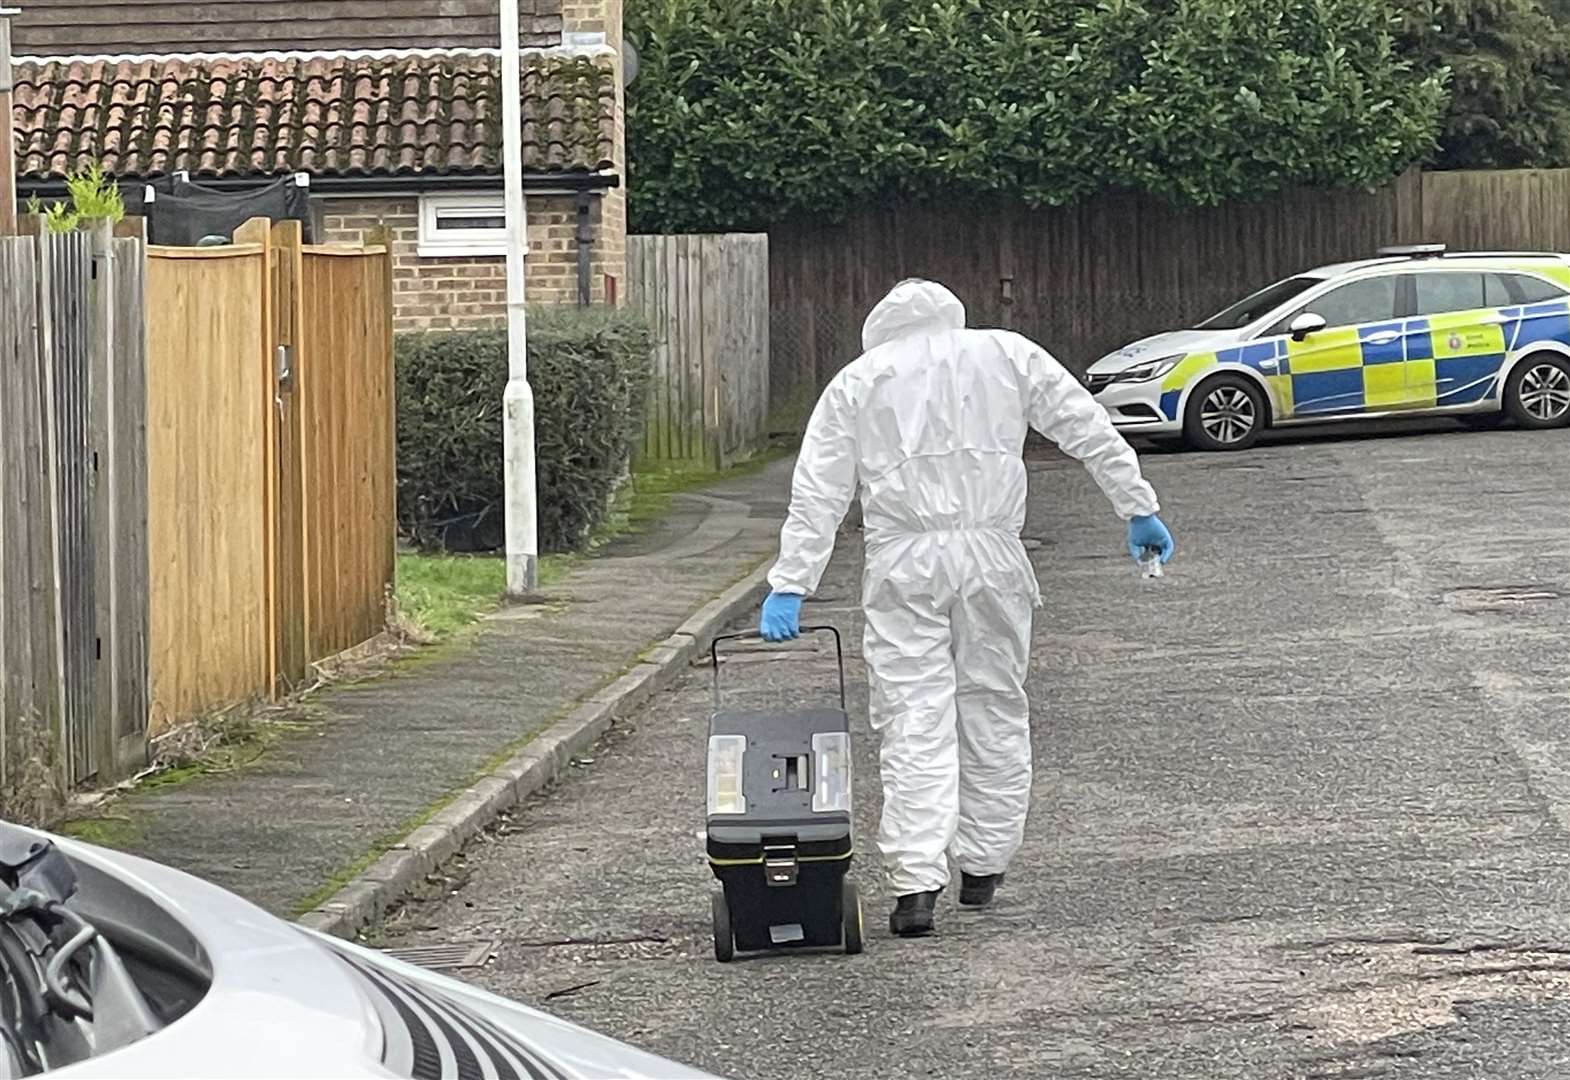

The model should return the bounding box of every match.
[394,448,789,641]
[608,451,787,535]
[394,553,507,640]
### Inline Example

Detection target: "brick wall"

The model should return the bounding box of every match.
[318,192,624,333]
[310,0,628,334]
[566,0,627,296]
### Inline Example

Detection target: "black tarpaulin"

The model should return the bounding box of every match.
[130,174,314,245]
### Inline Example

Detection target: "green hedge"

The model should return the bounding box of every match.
[627,0,1448,233]
[396,309,654,554]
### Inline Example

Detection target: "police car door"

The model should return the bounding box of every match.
[1403,270,1510,409]
[1278,275,1402,417]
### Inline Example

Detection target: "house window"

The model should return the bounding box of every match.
[417,194,516,257]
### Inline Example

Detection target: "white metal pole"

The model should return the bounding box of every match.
[0,9,19,237]
[499,0,538,595]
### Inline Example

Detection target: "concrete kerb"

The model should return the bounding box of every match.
[296,562,772,940]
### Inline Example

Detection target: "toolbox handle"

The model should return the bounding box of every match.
[710,626,846,712]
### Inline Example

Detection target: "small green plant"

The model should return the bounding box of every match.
[24,194,43,216]
[43,202,79,235]
[40,162,126,235]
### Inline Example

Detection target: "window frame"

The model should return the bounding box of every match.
[1500,271,1570,305]
[416,193,517,258]
[1265,274,1402,336]
[1192,276,1321,332]
[1409,269,1491,318]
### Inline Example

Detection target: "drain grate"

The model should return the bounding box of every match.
[1442,586,1565,612]
[382,940,498,971]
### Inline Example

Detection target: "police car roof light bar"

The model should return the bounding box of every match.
[1378,243,1447,259]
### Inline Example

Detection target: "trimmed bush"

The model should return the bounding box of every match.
[627,0,1448,233]
[396,308,653,554]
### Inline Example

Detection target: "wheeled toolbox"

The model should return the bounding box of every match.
[704,627,864,962]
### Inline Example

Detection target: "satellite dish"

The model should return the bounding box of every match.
[623,37,640,87]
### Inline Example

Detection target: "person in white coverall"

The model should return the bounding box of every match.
[758,279,1173,938]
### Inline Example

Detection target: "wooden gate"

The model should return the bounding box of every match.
[145,238,272,730]
[145,219,395,733]
[298,239,396,661]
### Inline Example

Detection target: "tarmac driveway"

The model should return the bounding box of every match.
[379,421,1570,1079]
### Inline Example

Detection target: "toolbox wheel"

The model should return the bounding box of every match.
[842,880,864,955]
[711,892,735,963]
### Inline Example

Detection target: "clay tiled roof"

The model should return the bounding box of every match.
[10,51,616,182]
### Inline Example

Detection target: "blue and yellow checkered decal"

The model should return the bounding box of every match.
[1157,342,1286,420]
[1155,299,1570,421]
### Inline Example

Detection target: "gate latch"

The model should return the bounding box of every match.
[275,344,294,391]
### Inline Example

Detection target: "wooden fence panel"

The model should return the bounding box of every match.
[633,234,706,461]
[2,228,148,799]
[768,182,1420,420]
[1420,169,1570,252]
[299,242,396,661]
[145,245,271,735]
[765,167,1570,420]
[628,233,771,466]
[40,232,95,784]
[630,236,674,459]
[109,234,150,770]
[713,234,770,463]
[682,236,708,460]
[6,215,396,788]
[0,237,61,801]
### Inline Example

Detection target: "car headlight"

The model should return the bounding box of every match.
[707,735,747,815]
[1119,354,1185,383]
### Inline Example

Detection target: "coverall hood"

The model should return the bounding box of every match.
[861,279,967,351]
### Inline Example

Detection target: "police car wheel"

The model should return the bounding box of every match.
[1183,375,1265,452]
[1505,355,1570,430]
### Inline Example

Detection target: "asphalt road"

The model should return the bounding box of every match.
[380,420,1570,1079]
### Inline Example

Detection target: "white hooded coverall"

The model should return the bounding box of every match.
[767,280,1159,896]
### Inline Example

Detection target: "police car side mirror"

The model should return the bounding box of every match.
[1289,312,1327,342]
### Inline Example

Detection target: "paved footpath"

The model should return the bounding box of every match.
[380,422,1570,1079]
[89,459,793,919]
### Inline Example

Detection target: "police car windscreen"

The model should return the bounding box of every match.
[1194,277,1320,331]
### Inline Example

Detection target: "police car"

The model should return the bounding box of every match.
[1085,245,1570,451]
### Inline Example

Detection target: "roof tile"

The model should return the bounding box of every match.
[11,51,616,182]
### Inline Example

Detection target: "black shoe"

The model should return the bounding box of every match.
[959,872,1003,907]
[889,890,940,937]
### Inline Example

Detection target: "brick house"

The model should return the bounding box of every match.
[7,0,626,331]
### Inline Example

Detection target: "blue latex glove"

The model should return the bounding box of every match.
[1127,514,1175,564]
[758,592,803,642]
